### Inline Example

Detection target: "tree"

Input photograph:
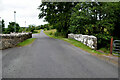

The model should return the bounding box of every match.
[36,25,41,30]
[69,2,91,34]
[38,2,77,37]
[69,2,120,49]
[7,22,20,33]
[112,2,120,38]
[28,25,36,33]
[2,19,5,33]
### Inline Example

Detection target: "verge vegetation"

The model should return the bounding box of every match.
[17,38,36,47]
[33,29,42,34]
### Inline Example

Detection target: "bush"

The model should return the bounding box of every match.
[44,28,47,31]
[55,32,66,38]
[49,32,53,35]
[32,31,38,33]
[94,34,112,49]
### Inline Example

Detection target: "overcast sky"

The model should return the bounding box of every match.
[0,0,48,28]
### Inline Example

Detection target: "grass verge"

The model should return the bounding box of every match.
[17,38,36,47]
[44,29,118,56]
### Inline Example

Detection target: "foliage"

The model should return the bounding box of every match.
[2,19,5,33]
[27,25,36,33]
[38,2,120,50]
[37,24,54,30]
[19,27,25,32]
[35,25,41,30]
[33,30,41,34]
[38,2,77,37]
[6,22,20,33]
[69,2,120,49]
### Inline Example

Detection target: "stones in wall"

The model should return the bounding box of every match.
[68,33,97,50]
[0,32,32,50]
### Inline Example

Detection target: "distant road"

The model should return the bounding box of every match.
[2,30,118,78]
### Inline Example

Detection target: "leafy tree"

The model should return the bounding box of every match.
[111,2,120,38]
[69,2,120,49]
[69,2,91,34]
[36,25,41,30]
[1,19,5,33]
[27,25,36,33]
[38,2,119,49]
[38,2,77,37]
[7,22,20,33]
[19,27,25,32]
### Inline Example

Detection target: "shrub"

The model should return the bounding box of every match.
[55,32,66,38]
[32,31,38,33]
[44,28,47,31]
[49,32,53,35]
[94,33,112,49]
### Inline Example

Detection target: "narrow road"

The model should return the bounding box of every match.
[2,30,118,78]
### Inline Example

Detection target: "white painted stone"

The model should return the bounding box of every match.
[68,33,97,50]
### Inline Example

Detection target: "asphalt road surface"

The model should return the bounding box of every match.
[2,30,118,78]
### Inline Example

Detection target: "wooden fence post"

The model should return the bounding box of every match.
[110,37,113,54]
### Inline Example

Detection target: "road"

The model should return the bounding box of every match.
[2,30,118,78]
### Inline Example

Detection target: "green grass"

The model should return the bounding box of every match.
[99,48,110,53]
[44,29,114,56]
[17,38,36,47]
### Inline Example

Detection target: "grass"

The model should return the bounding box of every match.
[99,48,110,53]
[17,38,36,47]
[44,29,56,37]
[44,29,117,56]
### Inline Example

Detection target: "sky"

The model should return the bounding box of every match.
[0,0,48,28]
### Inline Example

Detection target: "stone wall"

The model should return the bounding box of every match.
[0,32,32,50]
[68,33,97,50]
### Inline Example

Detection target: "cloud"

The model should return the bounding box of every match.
[0,0,4,11]
[0,0,47,28]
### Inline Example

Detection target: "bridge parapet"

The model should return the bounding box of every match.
[0,32,32,50]
[68,33,97,50]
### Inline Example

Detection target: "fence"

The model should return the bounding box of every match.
[112,40,120,55]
